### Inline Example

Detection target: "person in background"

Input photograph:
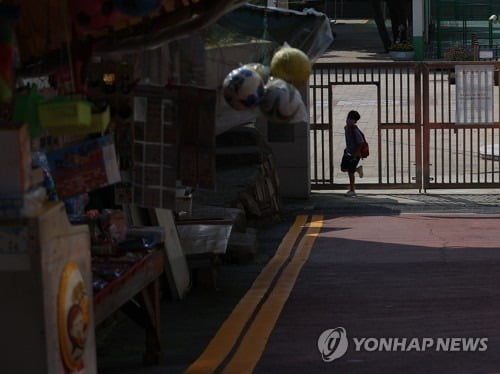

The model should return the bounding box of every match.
[341,110,364,197]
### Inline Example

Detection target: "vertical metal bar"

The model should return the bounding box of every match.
[434,128,437,184]
[433,70,437,124]
[330,66,335,184]
[448,67,452,123]
[407,65,412,184]
[448,128,451,183]
[491,127,494,183]
[421,63,429,191]
[455,126,459,183]
[463,128,466,184]
[321,66,325,125]
[321,70,326,183]
[477,128,481,184]
[470,128,473,183]
[484,127,488,183]
[321,66,325,182]
[399,67,403,183]
[484,128,495,182]
[497,127,500,183]
[378,82,383,184]
[440,128,444,184]
[441,69,444,124]
[325,65,329,183]
[392,66,396,123]
[329,81,334,184]
[407,66,411,123]
[385,67,389,123]
[312,67,318,183]
[393,128,397,184]
[400,66,403,124]
[386,128,390,184]
[408,127,411,183]
[384,67,390,184]
[400,127,404,184]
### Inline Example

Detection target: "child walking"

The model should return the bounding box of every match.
[341,110,364,197]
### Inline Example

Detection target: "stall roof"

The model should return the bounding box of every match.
[6,0,246,75]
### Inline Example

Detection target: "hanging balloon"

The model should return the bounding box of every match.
[69,0,118,31]
[241,63,271,84]
[270,46,311,88]
[259,77,304,124]
[112,0,162,17]
[223,67,265,111]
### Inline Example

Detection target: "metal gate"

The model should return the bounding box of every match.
[422,61,500,190]
[310,61,500,191]
[310,62,422,190]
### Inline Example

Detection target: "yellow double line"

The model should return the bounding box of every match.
[186,215,323,374]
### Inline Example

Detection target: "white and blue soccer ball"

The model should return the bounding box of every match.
[223,67,265,111]
[259,77,304,123]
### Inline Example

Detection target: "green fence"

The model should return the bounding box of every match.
[431,0,500,58]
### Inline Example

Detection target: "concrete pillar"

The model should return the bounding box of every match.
[256,85,310,199]
[412,0,425,60]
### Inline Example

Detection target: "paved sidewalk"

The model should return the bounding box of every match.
[320,19,391,63]
[284,190,500,216]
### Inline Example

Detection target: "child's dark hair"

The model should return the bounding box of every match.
[347,110,361,121]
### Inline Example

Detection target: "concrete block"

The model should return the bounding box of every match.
[272,137,309,168]
[277,167,310,198]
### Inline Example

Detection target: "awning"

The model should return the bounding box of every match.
[6,0,247,75]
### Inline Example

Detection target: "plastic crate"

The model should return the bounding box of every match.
[38,102,110,136]
[38,100,92,128]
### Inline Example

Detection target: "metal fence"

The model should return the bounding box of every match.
[310,60,500,191]
[310,61,421,190]
[422,61,500,189]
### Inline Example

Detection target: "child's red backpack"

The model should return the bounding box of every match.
[351,126,369,158]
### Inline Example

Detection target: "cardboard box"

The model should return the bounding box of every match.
[46,135,120,199]
[0,122,31,196]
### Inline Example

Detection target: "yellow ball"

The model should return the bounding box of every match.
[270,47,311,88]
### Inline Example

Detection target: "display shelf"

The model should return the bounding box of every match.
[92,248,165,364]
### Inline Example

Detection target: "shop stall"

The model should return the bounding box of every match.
[0,0,246,372]
[0,0,325,371]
